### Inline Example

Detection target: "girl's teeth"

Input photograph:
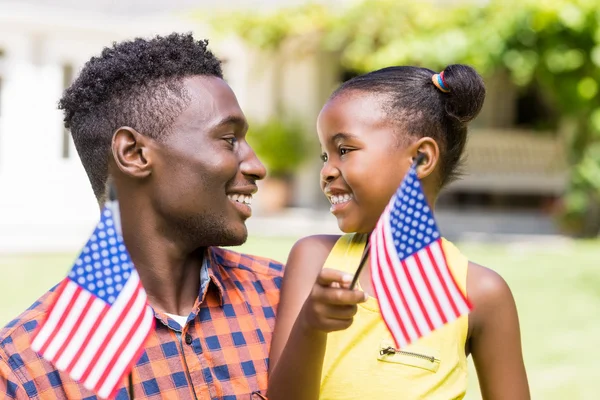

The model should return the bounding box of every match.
[330,194,353,205]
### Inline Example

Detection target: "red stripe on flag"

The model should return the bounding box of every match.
[53,294,95,364]
[381,215,433,336]
[412,252,446,326]
[31,279,70,343]
[38,285,83,356]
[78,283,142,384]
[380,221,422,337]
[436,239,473,311]
[425,243,460,318]
[94,301,148,393]
[398,256,434,333]
[65,305,110,374]
[106,309,154,400]
[371,233,410,347]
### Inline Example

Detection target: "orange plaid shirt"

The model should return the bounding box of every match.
[0,247,283,399]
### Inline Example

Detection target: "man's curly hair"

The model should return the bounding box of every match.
[59,33,223,203]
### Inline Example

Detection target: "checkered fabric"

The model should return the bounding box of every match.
[0,247,283,399]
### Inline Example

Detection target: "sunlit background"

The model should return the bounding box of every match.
[1,0,599,398]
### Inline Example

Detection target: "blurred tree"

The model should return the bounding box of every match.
[209,0,600,235]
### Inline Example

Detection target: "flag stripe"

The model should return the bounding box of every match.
[99,306,154,399]
[71,271,141,382]
[391,243,435,331]
[416,247,454,323]
[56,298,106,371]
[431,241,471,315]
[53,294,95,365]
[85,282,147,390]
[380,216,423,337]
[370,232,410,347]
[34,282,79,355]
[77,273,142,385]
[64,303,109,374]
[375,223,417,341]
[93,295,147,392]
[406,255,444,328]
[43,289,91,361]
[30,278,70,352]
[426,243,460,318]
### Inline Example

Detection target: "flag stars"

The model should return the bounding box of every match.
[68,205,135,305]
[387,166,441,260]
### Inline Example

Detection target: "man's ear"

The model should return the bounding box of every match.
[111,127,152,179]
[408,137,440,180]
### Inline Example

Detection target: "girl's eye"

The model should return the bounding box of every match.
[225,137,237,146]
[320,153,328,162]
[339,148,349,156]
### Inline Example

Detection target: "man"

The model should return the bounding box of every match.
[0,33,283,399]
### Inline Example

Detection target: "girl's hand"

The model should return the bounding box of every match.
[298,268,368,333]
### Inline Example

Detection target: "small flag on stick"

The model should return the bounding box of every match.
[369,157,472,349]
[31,197,154,399]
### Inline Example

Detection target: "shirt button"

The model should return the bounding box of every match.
[185,333,193,345]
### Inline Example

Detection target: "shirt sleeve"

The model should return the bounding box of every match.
[0,356,24,399]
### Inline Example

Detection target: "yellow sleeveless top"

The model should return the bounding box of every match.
[320,233,469,400]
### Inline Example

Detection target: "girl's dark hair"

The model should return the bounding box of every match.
[333,64,486,187]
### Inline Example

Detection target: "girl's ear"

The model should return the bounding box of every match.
[408,137,439,180]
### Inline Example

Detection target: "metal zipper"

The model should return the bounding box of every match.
[379,346,438,363]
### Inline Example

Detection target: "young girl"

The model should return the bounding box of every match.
[266,65,530,399]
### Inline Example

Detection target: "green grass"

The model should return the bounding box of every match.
[2,237,599,399]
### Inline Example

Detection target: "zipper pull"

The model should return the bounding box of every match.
[379,346,396,356]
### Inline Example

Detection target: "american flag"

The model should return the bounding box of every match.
[30,201,155,399]
[370,162,472,349]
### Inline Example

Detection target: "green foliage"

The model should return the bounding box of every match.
[210,0,600,235]
[247,117,313,178]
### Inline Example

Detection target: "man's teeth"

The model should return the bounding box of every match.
[330,194,353,205]
[228,194,253,205]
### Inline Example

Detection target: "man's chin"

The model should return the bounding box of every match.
[218,223,248,247]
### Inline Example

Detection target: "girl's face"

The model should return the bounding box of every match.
[317,91,415,233]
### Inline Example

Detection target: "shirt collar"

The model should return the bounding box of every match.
[153,247,226,330]
[200,247,226,307]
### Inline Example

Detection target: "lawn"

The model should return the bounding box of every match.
[1,236,599,399]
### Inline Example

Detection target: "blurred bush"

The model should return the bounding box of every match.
[247,116,312,179]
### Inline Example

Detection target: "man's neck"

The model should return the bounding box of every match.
[118,206,205,316]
